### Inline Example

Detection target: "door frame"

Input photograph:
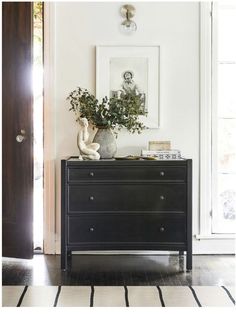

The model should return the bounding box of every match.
[43,2,56,254]
[195,3,235,253]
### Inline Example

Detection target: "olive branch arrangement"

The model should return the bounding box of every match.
[67,87,147,134]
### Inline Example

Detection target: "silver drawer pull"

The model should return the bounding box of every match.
[89,227,95,232]
[160,171,165,176]
[160,227,165,232]
[89,196,94,201]
[160,195,165,200]
[89,172,94,177]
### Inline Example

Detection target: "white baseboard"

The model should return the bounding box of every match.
[193,238,235,254]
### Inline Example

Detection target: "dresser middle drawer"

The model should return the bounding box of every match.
[67,183,186,213]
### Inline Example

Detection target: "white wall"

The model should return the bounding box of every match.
[53,1,201,253]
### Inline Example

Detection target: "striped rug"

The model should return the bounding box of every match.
[2,285,235,307]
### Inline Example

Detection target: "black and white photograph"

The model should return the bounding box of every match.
[110,57,148,114]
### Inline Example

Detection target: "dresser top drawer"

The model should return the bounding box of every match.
[67,165,186,182]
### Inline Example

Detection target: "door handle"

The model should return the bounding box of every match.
[16,129,26,143]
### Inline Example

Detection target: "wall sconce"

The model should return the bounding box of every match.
[120,4,137,34]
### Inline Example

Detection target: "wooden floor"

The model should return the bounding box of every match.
[2,254,235,286]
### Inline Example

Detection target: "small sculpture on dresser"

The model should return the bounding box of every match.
[77,117,100,160]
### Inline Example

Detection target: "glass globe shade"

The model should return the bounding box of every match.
[120,19,137,34]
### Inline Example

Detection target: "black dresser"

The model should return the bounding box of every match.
[61,158,192,271]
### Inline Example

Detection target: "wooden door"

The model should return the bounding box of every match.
[2,2,34,259]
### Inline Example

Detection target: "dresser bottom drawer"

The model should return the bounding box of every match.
[68,214,186,244]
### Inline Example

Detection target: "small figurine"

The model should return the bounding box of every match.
[77,117,100,160]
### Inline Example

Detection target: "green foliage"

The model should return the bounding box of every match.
[67,87,147,134]
[34,2,43,22]
[33,2,43,67]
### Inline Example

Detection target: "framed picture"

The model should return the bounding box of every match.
[96,46,160,128]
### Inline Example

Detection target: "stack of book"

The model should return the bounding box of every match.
[141,149,183,160]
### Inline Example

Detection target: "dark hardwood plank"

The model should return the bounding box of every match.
[2,254,235,286]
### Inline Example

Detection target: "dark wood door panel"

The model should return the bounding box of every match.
[2,2,33,259]
[68,183,186,213]
[68,214,186,244]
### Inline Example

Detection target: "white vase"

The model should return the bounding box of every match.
[93,128,117,159]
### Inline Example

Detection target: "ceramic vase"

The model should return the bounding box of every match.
[93,128,117,159]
